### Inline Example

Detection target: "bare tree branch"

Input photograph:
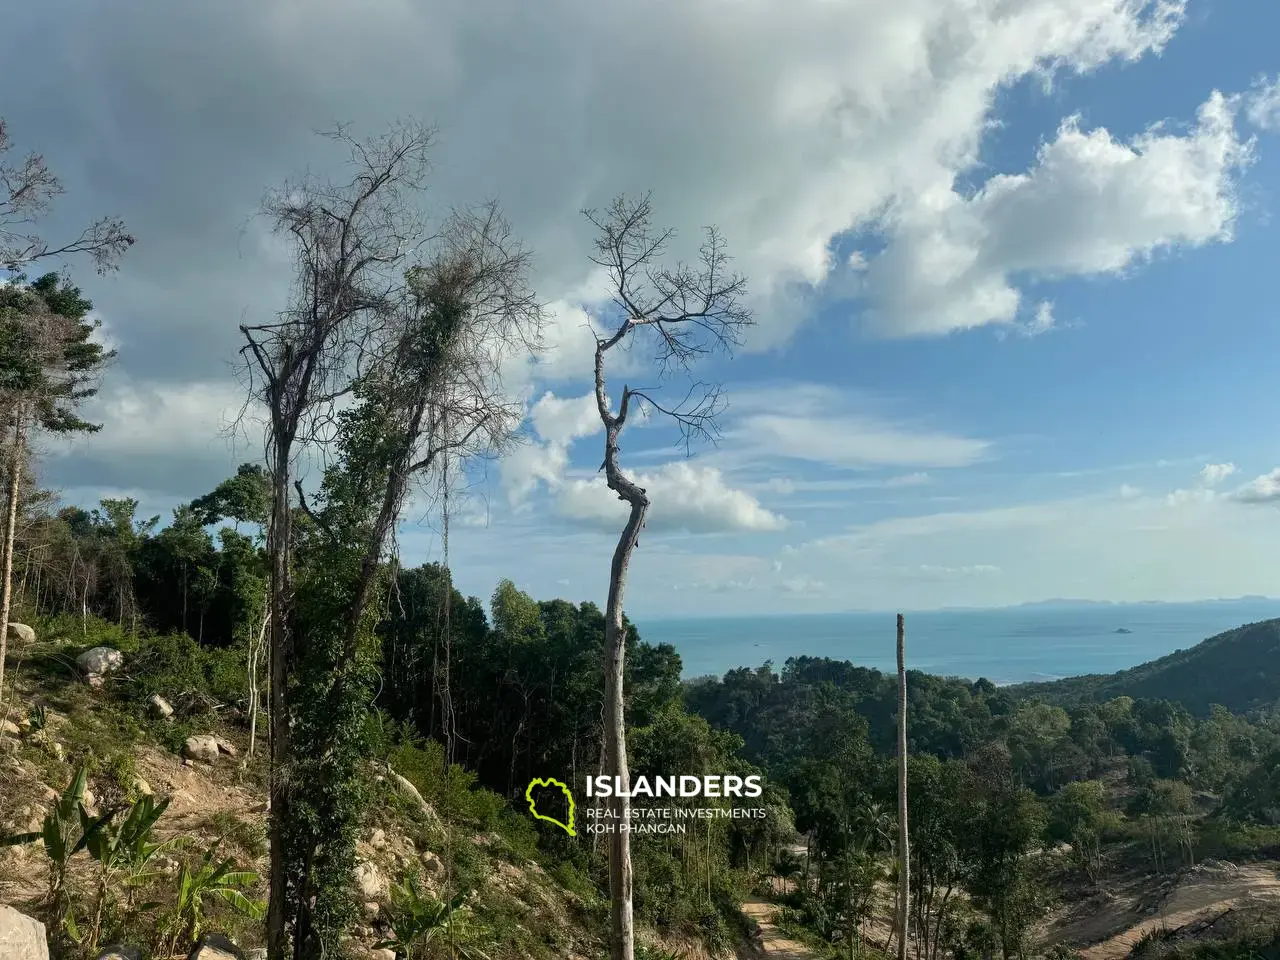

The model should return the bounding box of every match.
[0,119,135,274]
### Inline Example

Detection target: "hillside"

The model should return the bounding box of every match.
[1013,618,1280,716]
[0,620,724,960]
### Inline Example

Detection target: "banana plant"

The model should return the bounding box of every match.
[82,793,173,951]
[0,765,107,942]
[158,845,264,957]
[376,873,489,960]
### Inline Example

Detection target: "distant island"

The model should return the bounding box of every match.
[1113,627,1132,634]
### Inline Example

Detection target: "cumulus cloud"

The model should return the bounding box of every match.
[37,378,260,497]
[0,0,1201,374]
[500,391,600,504]
[558,462,788,534]
[1229,468,1280,504]
[1200,462,1237,487]
[858,91,1252,336]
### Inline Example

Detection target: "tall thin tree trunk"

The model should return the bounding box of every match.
[266,466,293,960]
[0,411,26,704]
[896,613,910,960]
[604,493,646,960]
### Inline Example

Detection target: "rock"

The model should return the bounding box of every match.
[132,776,153,797]
[183,735,221,764]
[8,622,35,644]
[148,694,174,719]
[423,851,444,875]
[213,736,238,757]
[361,900,380,918]
[87,674,106,689]
[182,758,194,767]
[370,827,387,848]
[353,860,387,900]
[0,718,20,736]
[76,646,124,677]
[0,903,49,960]
[244,952,267,960]
[38,783,58,802]
[371,949,395,960]
[187,933,244,959]
[96,946,143,960]
[49,741,64,761]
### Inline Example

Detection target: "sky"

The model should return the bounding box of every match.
[5,0,1280,617]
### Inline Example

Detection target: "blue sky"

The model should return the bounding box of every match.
[6,0,1280,616]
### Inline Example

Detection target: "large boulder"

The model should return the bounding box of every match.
[182,735,221,764]
[8,622,35,643]
[353,860,387,900]
[76,646,124,678]
[0,904,48,960]
[187,934,244,959]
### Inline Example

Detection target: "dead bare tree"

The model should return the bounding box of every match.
[237,121,434,960]
[0,118,134,274]
[583,194,751,960]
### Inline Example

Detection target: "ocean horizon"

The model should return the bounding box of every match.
[635,598,1280,684]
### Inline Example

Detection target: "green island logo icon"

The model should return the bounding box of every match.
[525,777,576,836]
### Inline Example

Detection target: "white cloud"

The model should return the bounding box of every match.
[740,412,990,469]
[1229,468,1280,505]
[500,391,601,504]
[1118,483,1142,499]
[44,379,259,460]
[1200,462,1237,487]
[1242,76,1280,132]
[2,0,1207,390]
[917,563,1002,577]
[722,383,990,470]
[558,461,788,534]
[858,91,1252,336]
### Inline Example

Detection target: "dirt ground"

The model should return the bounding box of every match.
[741,899,816,959]
[1046,860,1280,960]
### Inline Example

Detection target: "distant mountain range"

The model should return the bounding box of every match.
[1013,617,1280,716]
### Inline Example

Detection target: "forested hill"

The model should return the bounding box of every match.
[1013,618,1280,717]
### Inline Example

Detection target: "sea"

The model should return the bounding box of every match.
[635,599,1280,685]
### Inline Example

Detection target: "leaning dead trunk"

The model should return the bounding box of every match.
[0,410,26,703]
[603,474,647,960]
[896,613,910,960]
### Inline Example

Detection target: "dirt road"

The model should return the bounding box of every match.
[741,899,816,959]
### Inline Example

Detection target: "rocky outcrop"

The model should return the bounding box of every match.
[182,735,221,764]
[8,622,35,644]
[353,860,387,900]
[0,904,49,960]
[76,646,123,686]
